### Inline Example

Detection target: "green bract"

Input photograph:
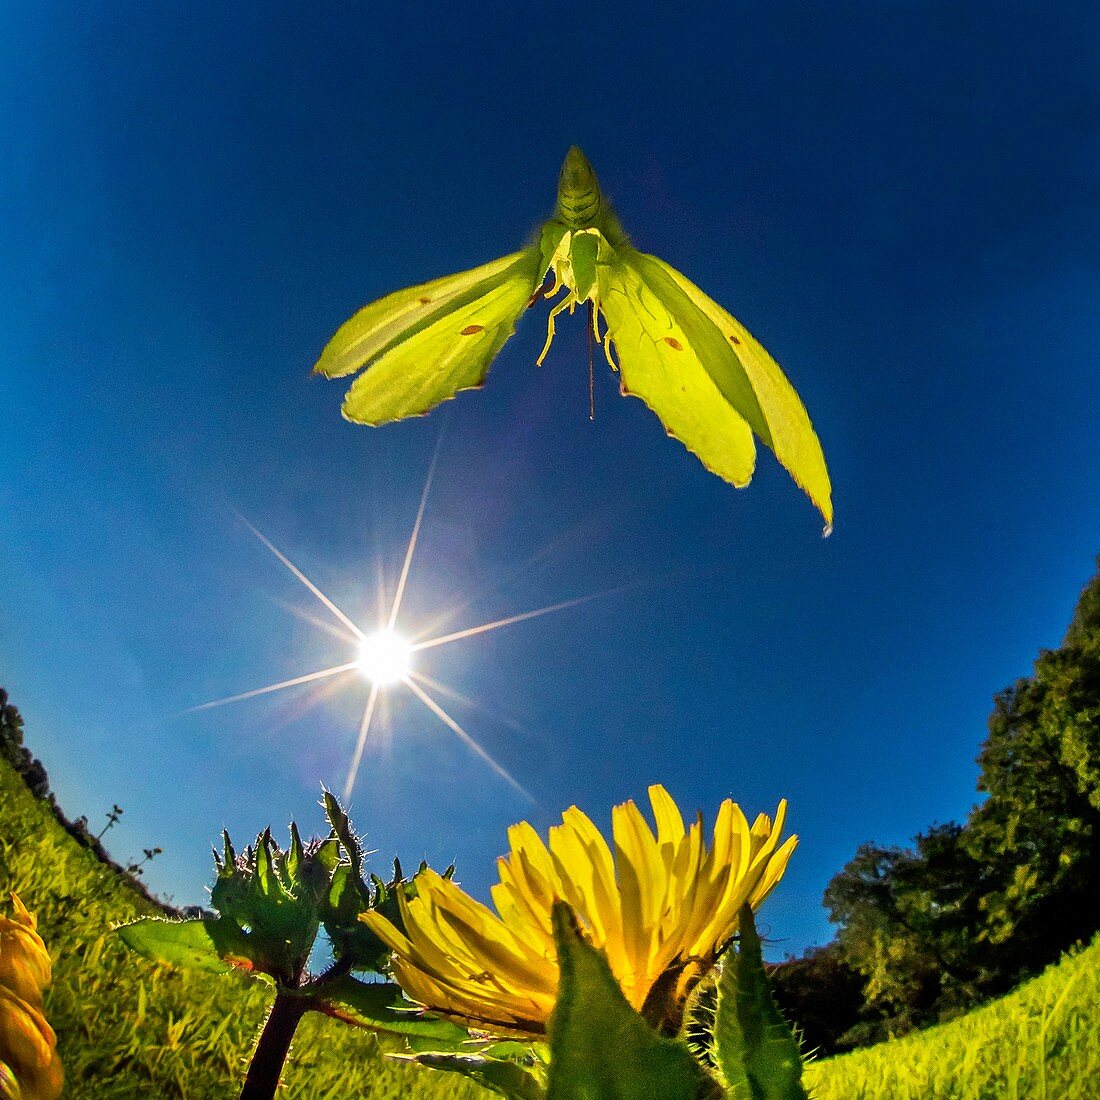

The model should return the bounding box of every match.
[714,906,808,1100]
[314,146,833,531]
[116,792,465,1099]
[118,792,407,988]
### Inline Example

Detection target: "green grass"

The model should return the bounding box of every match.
[0,756,487,1099]
[804,935,1100,1099]
[3,753,1097,1098]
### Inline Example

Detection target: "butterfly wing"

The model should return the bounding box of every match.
[598,254,758,488]
[314,249,544,425]
[600,250,832,527]
[639,254,833,529]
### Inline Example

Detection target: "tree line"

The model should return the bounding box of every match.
[772,558,1100,1054]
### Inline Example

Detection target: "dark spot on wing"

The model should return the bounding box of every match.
[419,297,431,305]
[460,325,485,335]
[728,334,741,345]
[663,337,684,351]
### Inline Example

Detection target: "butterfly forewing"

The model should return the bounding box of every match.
[340,249,545,425]
[313,250,541,381]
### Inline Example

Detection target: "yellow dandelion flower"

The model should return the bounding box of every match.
[0,894,63,1100]
[0,894,51,1009]
[360,786,796,1036]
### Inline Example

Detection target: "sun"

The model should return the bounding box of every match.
[356,630,412,685]
[188,443,613,803]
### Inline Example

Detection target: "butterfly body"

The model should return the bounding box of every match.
[313,147,833,530]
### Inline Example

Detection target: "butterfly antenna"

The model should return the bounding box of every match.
[587,300,595,421]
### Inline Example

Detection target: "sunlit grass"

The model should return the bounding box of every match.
[805,932,1100,1100]
[0,756,486,1099]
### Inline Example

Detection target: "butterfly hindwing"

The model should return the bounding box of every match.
[642,255,833,527]
[598,254,757,488]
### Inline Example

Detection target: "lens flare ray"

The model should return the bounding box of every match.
[386,436,440,633]
[342,681,381,802]
[410,671,530,738]
[405,675,534,804]
[186,662,360,713]
[410,591,614,652]
[270,597,360,645]
[238,515,365,641]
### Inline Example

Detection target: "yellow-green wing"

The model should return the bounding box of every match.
[640,254,833,529]
[313,249,543,425]
[598,256,757,488]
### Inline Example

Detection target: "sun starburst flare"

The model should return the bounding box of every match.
[190,454,611,802]
[359,785,797,1037]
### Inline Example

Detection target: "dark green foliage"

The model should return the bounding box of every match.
[799,559,1100,1047]
[0,686,49,797]
[965,572,1100,971]
[767,942,863,1056]
[821,823,992,1044]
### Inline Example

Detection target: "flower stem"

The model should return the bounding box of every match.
[240,992,308,1100]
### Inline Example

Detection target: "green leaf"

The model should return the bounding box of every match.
[547,901,719,1100]
[116,918,230,975]
[401,1053,546,1100]
[255,829,276,898]
[319,975,469,1045]
[713,906,807,1100]
[322,787,364,880]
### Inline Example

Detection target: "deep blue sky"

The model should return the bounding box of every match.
[2,2,1098,954]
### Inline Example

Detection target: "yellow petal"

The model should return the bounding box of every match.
[612,799,667,1002]
[0,986,62,1100]
[362,789,795,1038]
[648,785,686,849]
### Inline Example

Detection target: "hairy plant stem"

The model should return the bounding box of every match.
[240,992,309,1100]
[238,957,355,1099]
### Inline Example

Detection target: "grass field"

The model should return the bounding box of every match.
[803,931,1100,1100]
[2,753,1096,1097]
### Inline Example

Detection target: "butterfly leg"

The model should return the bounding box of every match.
[600,331,619,372]
[590,303,619,372]
[536,293,575,367]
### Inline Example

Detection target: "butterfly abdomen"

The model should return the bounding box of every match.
[556,145,603,228]
[558,184,601,228]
